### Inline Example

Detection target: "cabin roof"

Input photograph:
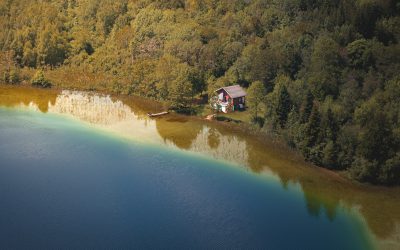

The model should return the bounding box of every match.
[216,85,246,98]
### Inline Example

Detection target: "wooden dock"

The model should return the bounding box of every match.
[147,111,169,118]
[205,114,216,121]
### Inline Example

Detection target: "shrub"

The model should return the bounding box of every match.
[2,71,9,83]
[9,70,20,84]
[251,116,265,128]
[31,70,52,88]
[2,69,20,84]
[379,154,400,185]
[349,157,379,183]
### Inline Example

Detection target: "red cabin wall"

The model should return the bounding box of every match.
[216,89,246,111]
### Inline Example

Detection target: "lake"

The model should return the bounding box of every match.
[0,85,399,249]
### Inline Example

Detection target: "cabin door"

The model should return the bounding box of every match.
[218,92,223,101]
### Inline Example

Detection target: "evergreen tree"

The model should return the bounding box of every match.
[357,111,393,163]
[323,108,339,142]
[275,85,292,128]
[285,106,301,148]
[302,104,322,162]
[301,90,314,123]
[323,141,338,169]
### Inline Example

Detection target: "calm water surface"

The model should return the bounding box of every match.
[0,85,399,249]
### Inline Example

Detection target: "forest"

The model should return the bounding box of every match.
[0,0,399,185]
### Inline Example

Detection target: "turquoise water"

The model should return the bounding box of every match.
[0,107,374,249]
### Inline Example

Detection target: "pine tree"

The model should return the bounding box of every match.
[301,90,314,123]
[323,108,339,141]
[276,85,292,128]
[323,141,338,169]
[358,111,393,163]
[301,104,322,162]
[285,106,301,148]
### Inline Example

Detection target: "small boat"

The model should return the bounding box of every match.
[147,111,169,117]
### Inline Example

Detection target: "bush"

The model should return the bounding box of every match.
[2,71,9,83]
[349,157,379,183]
[31,70,52,88]
[2,69,20,84]
[379,154,400,185]
[112,80,126,94]
[9,70,20,84]
[251,116,265,128]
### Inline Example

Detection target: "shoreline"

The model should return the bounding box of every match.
[1,83,400,246]
[0,82,392,189]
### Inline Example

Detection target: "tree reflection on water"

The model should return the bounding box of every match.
[1,85,399,249]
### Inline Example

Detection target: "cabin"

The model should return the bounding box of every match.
[214,85,246,113]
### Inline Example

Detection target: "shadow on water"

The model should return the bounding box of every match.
[1,85,399,249]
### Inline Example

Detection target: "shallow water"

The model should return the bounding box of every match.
[0,85,399,249]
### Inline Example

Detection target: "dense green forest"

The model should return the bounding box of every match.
[0,0,399,185]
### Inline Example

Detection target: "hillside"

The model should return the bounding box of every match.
[0,0,399,185]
